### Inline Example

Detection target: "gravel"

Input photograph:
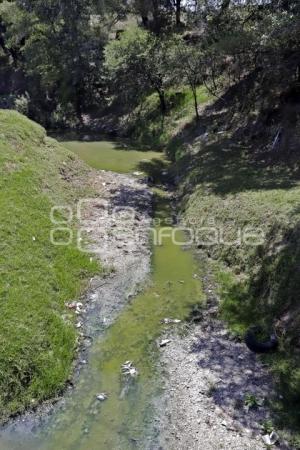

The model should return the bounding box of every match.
[157,263,291,450]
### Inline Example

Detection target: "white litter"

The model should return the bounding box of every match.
[159,339,171,347]
[262,431,279,446]
[96,393,108,402]
[121,361,139,377]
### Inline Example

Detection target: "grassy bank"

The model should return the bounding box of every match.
[124,86,211,150]
[131,83,300,439]
[0,111,100,421]
[172,110,300,439]
[179,143,300,440]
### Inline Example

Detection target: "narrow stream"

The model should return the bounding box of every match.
[0,140,203,450]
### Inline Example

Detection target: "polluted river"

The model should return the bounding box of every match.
[0,139,203,450]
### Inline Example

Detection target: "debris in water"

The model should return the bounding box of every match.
[159,339,171,347]
[122,361,139,377]
[76,322,82,329]
[96,393,108,402]
[161,318,181,325]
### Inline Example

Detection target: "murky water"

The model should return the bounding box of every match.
[63,140,162,173]
[0,141,202,450]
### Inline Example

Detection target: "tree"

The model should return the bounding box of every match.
[0,0,110,125]
[171,38,204,120]
[105,26,174,114]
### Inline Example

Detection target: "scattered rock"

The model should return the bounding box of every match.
[158,265,276,450]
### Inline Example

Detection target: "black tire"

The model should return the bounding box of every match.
[245,326,278,353]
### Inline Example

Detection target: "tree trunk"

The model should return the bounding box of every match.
[141,16,149,27]
[157,89,167,115]
[152,0,160,32]
[75,84,84,125]
[192,87,199,121]
[176,0,181,26]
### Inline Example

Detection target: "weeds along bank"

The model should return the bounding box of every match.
[0,110,100,421]
[127,82,300,436]
[176,134,300,426]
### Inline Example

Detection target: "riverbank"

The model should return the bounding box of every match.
[1,109,298,448]
[0,111,101,422]
[116,82,300,445]
[158,255,291,449]
[0,167,154,448]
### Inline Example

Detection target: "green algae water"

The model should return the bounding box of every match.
[0,141,203,450]
[63,140,162,173]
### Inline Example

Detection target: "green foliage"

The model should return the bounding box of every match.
[14,94,29,115]
[0,0,109,125]
[244,393,263,409]
[123,85,211,149]
[0,110,100,420]
[105,26,176,113]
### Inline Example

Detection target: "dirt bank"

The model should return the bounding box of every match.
[158,256,291,450]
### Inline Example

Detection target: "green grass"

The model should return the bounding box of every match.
[0,110,100,420]
[62,140,162,173]
[174,126,300,434]
[126,86,212,149]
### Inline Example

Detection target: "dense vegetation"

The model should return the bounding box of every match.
[1,0,299,129]
[0,111,99,420]
[1,0,300,441]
